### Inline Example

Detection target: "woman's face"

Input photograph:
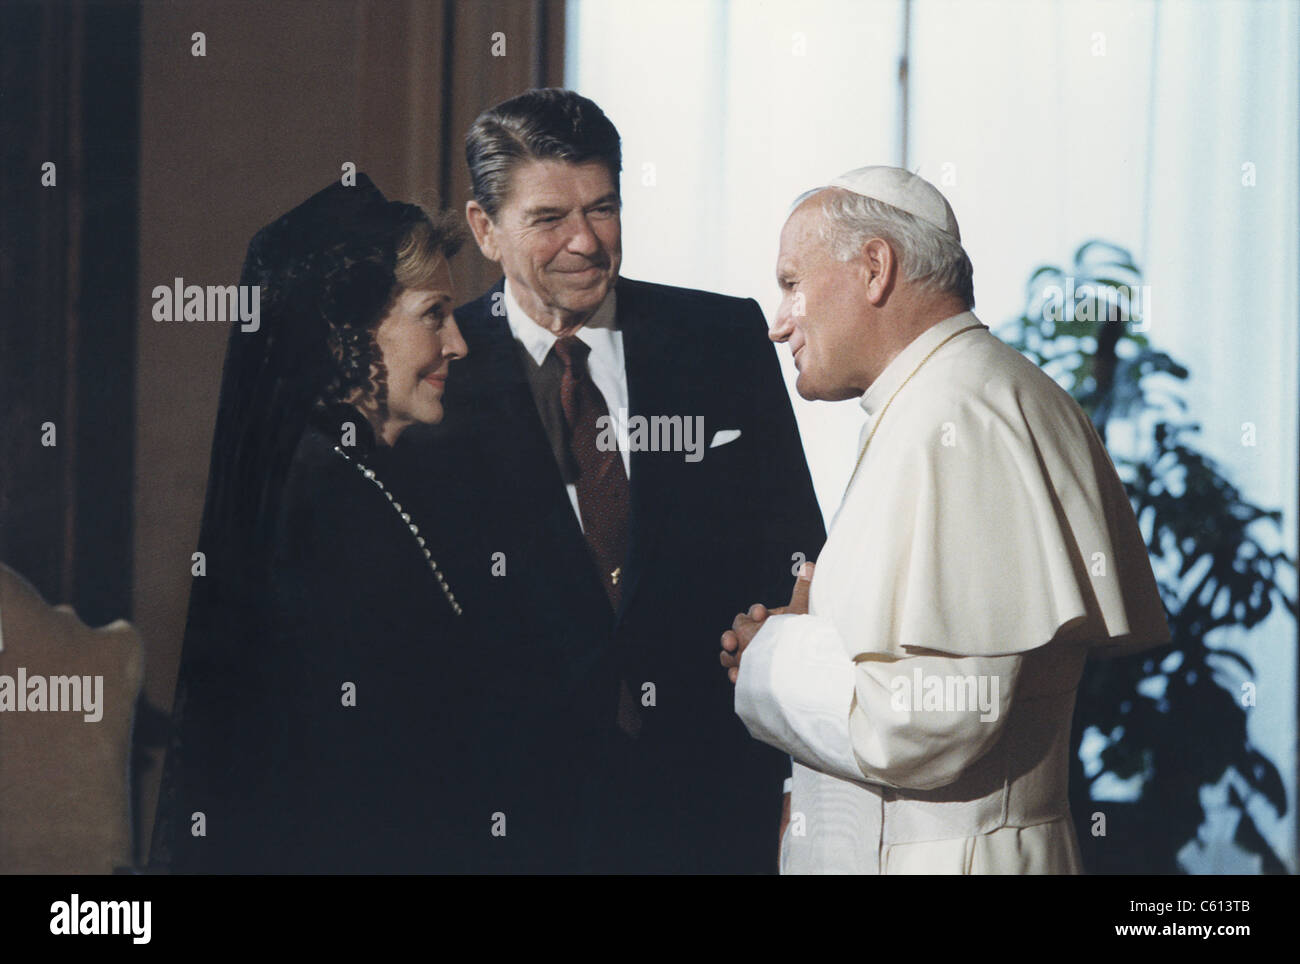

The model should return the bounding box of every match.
[368,254,467,443]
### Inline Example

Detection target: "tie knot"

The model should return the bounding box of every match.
[553,335,591,372]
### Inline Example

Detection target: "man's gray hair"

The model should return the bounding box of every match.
[795,187,975,309]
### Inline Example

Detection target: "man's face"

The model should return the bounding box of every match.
[771,199,871,401]
[470,159,621,329]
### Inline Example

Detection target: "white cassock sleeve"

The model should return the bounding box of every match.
[735,614,1020,790]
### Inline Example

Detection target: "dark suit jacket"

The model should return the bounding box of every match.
[157,409,492,874]
[394,276,826,873]
[268,413,492,872]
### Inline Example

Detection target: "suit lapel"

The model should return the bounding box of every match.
[615,279,698,623]
[451,282,610,615]
[450,279,697,627]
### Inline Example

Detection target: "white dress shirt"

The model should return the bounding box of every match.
[503,279,629,531]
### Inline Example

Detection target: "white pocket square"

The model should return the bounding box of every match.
[709,429,742,449]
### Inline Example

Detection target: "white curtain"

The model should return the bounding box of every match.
[569,0,905,513]
[568,0,1299,871]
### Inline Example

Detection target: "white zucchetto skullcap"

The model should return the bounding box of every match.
[828,165,961,241]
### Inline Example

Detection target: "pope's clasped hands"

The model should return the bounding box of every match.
[720,562,815,684]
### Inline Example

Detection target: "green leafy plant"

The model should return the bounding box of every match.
[1000,241,1295,874]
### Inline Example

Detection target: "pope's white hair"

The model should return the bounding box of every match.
[792,187,975,309]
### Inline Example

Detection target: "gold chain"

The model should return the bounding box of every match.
[845,323,985,491]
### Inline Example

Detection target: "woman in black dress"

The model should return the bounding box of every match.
[151,175,488,873]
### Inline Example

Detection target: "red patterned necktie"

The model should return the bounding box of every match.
[553,335,640,738]
[553,335,630,607]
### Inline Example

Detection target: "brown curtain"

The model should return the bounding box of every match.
[0,1,139,629]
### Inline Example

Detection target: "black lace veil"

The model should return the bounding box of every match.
[149,175,428,871]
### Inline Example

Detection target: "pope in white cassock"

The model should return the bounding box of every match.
[720,166,1171,874]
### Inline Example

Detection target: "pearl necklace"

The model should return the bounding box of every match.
[332,445,463,616]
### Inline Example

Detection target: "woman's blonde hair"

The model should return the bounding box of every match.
[393,209,466,293]
[322,205,467,416]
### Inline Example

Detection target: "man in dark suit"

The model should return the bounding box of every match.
[397,88,824,873]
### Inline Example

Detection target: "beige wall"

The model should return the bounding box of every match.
[135,1,366,859]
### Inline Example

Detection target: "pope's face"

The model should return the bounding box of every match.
[770,199,871,401]
[470,159,621,330]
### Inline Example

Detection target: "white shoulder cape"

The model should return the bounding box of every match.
[812,314,1171,660]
